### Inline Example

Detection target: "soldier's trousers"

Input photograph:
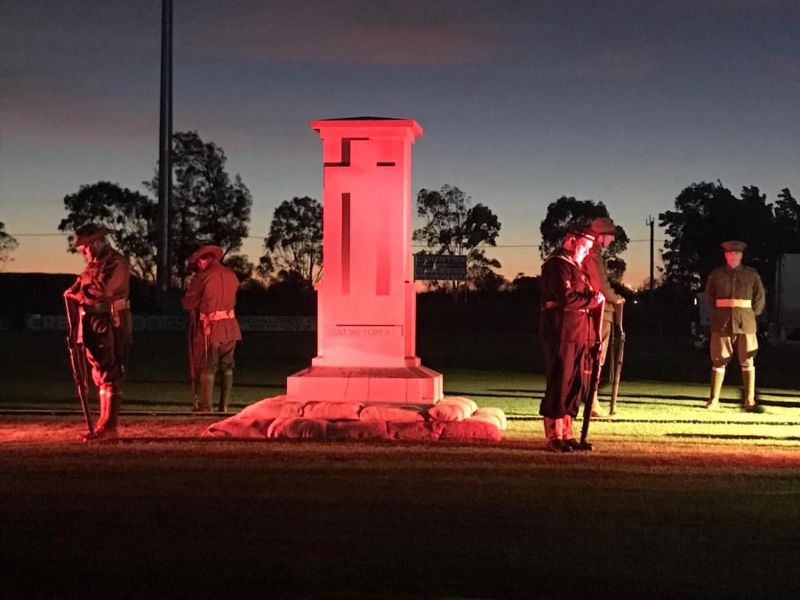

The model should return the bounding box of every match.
[539,335,591,419]
[83,312,132,387]
[710,332,758,370]
[599,316,613,367]
[192,336,237,376]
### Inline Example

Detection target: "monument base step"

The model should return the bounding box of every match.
[286,365,443,405]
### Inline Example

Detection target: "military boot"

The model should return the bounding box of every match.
[742,368,757,412]
[105,384,121,430]
[590,390,608,418]
[80,388,105,442]
[705,367,725,410]
[190,377,200,411]
[218,370,233,413]
[561,415,580,450]
[543,417,571,453]
[543,418,560,452]
[193,372,214,412]
[82,385,118,441]
[95,386,109,431]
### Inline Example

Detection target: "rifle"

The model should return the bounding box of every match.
[64,293,94,436]
[187,308,198,409]
[579,297,606,451]
[609,302,626,415]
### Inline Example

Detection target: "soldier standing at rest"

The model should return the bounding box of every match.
[64,224,132,440]
[182,245,241,412]
[704,240,766,411]
[584,216,625,417]
[539,225,604,452]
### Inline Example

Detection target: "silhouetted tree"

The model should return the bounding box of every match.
[146,131,252,283]
[659,182,736,291]
[659,181,791,293]
[539,196,629,282]
[257,196,322,287]
[0,222,19,269]
[469,265,507,292]
[775,188,800,253]
[223,254,254,282]
[413,185,502,295]
[510,273,539,292]
[58,181,156,280]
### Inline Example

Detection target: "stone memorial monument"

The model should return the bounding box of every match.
[286,117,443,405]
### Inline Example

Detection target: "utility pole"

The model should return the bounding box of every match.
[156,0,173,304]
[646,215,655,295]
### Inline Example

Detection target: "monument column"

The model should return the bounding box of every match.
[286,117,443,405]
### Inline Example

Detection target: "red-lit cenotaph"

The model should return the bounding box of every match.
[286,117,443,405]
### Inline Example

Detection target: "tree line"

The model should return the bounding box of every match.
[7,131,795,299]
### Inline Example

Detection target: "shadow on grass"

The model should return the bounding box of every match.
[667,433,800,441]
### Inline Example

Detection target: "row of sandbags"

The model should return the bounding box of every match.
[204,395,507,441]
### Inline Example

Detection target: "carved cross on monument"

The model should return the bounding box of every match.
[286,117,443,405]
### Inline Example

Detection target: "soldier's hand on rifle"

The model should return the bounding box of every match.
[595,291,605,305]
[616,296,625,304]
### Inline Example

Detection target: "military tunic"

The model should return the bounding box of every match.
[69,246,132,386]
[704,264,765,369]
[182,260,242,374]
[584,245,622,367]
[539,249,602,419]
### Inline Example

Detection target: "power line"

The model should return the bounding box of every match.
[8,233,69,237]
[9,232,666,245]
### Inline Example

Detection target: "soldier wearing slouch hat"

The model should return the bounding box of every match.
[64,224,132,440]
[182,245,241,412]
[584,216,625,417]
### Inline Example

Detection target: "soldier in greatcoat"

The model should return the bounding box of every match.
[182,245,241,412]
[584,216,626,417]
[704,240,766,411]
[64,224,132,439]
[539,225,604,452]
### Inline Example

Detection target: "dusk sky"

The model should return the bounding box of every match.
[1,0,798,285]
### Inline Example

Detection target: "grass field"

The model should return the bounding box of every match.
[2,427,800,599]
[2,331,799,598]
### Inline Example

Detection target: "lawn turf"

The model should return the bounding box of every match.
[2,330,799,598]
[1,427,799,599]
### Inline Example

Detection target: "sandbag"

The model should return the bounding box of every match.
[427,401,469,422]
[236,396,302,420]
[441,396,478,413]
[472,407,508,431]
[327,420,390,441]
[438,418,503,442]
[267,418,329,440]
[386,421,443,442]
[359,405,424,423]
[204,415,274,439]
[301,401,363,421]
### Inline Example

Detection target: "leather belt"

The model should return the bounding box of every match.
[200,309,235,322]
[715,299,752,308]
[82,298,130,314]
[543,301,589,314]
[199,309,235,336]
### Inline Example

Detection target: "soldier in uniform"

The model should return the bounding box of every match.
[182,245,241,412]
[63,224,132,440]
[539,225,604,452]
[704,240,766,411]
[584,216,625,417]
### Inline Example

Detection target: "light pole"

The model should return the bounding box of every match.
[646,215,654,295]
[156,0,173,304]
